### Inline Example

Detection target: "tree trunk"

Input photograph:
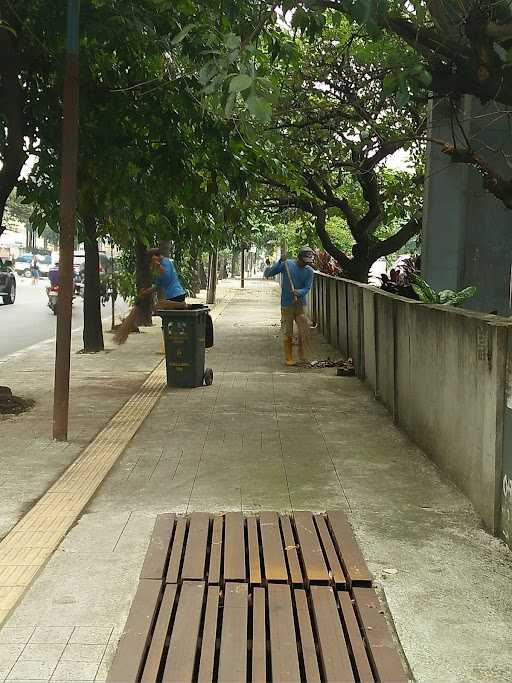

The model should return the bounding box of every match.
[135,240,153,326]
[241,249,245,288]
[158,240,170,257]
[217,254,226,281]
[199,259,208,289]
[207,249,218,304]
[83,215,105,352]
[0,30,27,233]
[344,259,372,283]
[231,251,238,277]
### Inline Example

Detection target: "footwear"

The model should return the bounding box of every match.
[283,337,294,366]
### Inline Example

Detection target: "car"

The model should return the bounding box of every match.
[14,253,33,278]
[0,259,16,304]
[36,254,52,277]
[14,253,52,278]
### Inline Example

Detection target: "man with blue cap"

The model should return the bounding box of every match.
[264,246,315,365]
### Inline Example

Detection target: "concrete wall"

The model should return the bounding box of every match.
[423,98,512,315]
[308,274,512,546]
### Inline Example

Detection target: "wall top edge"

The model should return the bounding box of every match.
[313,272,512,327]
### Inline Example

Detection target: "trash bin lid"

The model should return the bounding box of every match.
[156,305,209,317]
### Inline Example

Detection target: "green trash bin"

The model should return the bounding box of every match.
[157,306,213,388]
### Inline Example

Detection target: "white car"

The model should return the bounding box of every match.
[14,254,51,278]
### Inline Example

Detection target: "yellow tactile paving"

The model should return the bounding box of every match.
[0,293,234,625]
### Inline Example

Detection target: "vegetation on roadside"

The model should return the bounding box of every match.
[2,1,504,350]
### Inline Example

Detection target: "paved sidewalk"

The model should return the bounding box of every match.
[0,279,512,682]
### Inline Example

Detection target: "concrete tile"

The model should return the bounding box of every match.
[20,643,64,662]
[0,644,23,672]
[67,630,111,647]
[60,644,104,663]
[6,658,56,680]
[50,659,98,681]
[0,629,34,645]
[30,628,73,645]
[0,643,25,668]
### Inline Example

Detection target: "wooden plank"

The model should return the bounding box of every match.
[223,512,246,582]
[182,512,210,581]
[310,585,355,682]
[106,579,161,683]
[327,511,372,586]
[166,517,187,584]
[208,515,223,584]
[162,581,205,683]
[251,586,266,683]
[280,515,303,585]
[353,587,409,683]
[218,583,248,683]
[268,584,301,683]
[314,514,346,587]
[140,513,175,580]
[260,511,287,582]
[338,592,374,683]
[294,512,330,583]
[294,589,321,683]
[141,585,177,683]
[247,516,262,585]
[197,586,220,683]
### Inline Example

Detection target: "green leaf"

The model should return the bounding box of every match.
[171,24,196,45]
[418,69,432,87]
[229,74,253,93]
[198,62,217,85]
[225,92,236,117]
[246,95,272,123]
[224,33,241,50]
[383,73,398,94]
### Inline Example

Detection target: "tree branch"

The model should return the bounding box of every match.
[313,207,352,270]
[0,28,27,232]
[374,213,422,258]
[305,176,358,231]
[433,138,512,209]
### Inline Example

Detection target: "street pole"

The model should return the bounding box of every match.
[207,249,218,304]
[53,0,80,441]
[110,242,115,330]
[241,249,245,289]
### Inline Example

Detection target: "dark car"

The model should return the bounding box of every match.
[0,259,16,305]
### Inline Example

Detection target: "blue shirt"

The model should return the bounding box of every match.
[48,266,59,286]
[154,257,185,299]
[264,259,314,307]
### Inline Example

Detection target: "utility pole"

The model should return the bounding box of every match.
[110,242,115,331]
[52,0,80,441]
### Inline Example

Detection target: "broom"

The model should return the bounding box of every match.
[112,294,147,345]
[283,258,313,362]
[113,293,190,345]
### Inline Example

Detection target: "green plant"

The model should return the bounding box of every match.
[411,275,476,307]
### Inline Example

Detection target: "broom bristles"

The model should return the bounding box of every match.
[296,310,313,359]
[113,305,143,345]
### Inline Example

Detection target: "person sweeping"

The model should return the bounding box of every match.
[140,248,186,303]
[113,248,186,345]
[264,246,315,366]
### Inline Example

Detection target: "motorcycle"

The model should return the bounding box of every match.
[46,284,59,315]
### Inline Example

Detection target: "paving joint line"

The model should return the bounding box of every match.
[0,289,237,626]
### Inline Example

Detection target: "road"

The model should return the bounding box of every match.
[0,278,126,361]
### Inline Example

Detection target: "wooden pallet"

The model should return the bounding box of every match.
[107,511,409,683]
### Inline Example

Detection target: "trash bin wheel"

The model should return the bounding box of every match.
[203,368,214,386]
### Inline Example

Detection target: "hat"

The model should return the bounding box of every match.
[298,246,315,264]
